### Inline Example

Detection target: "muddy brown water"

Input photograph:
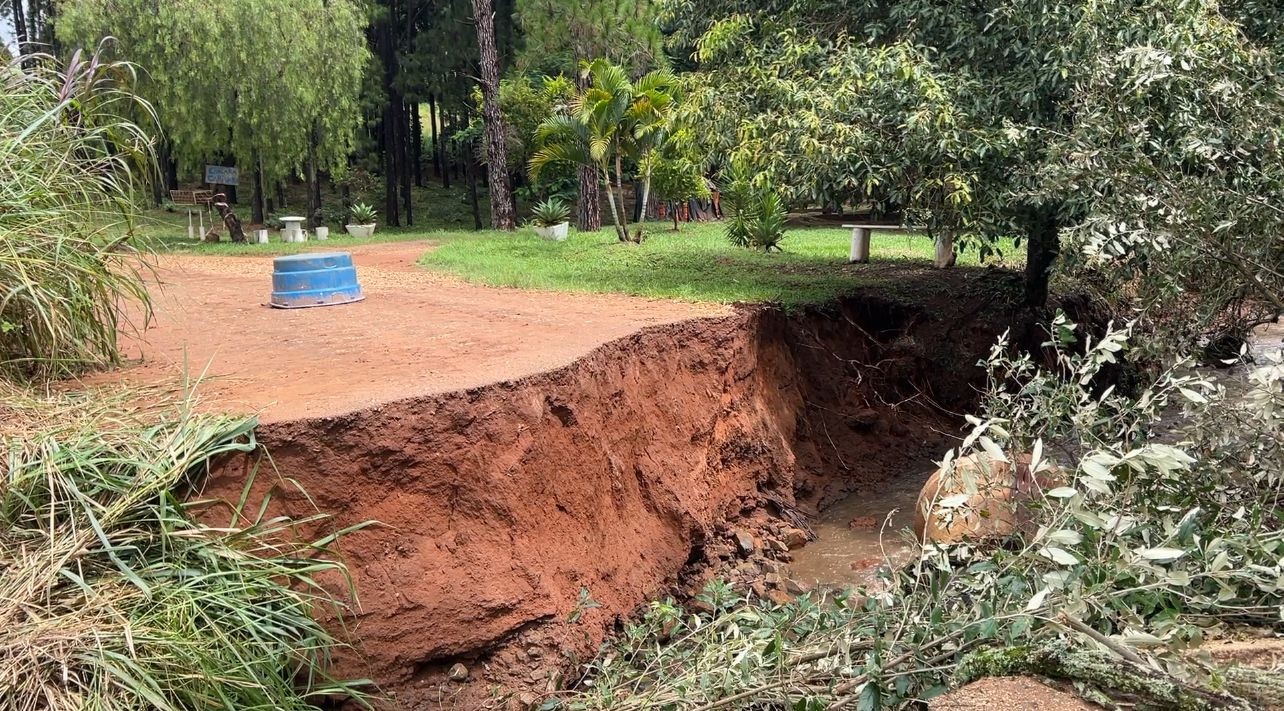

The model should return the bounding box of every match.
[787,471,928,588]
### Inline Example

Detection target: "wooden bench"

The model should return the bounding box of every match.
[170,189,215,241]
[842,223,903,263]
[169,189,214,209]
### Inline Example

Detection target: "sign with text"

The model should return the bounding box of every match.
[204,165,240,186]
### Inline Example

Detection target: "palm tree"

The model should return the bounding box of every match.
[529,59,679,242]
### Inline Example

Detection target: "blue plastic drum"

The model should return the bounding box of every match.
[269,252,365,309]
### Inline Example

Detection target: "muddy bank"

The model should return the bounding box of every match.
[207,270,1032,709]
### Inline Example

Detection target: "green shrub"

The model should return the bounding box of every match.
[349,202,377,224]
[531,197,572,227]
[722,162,787,251]
[0,50,156,381]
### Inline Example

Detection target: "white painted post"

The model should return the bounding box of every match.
[849,227,871,264]
[199,210,205,238]
[187,210,194,241]
[256,229,269,244]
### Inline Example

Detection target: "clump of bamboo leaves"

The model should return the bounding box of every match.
[0,47,154,381]
[0,384,370,710]
[554,318,1284,710]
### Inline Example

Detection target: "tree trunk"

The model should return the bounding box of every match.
[429,94,443,182]
[452,113,463,182]
[10,0,30,66]
[251,156,266,225]
[165,155,178,191]
[637,172,653,225]
[472,0,516,231]
[306,127,320,228]
[412,103,424,187]
[601,166,627,242]
[934,230,955,269]
[401,100,413,226]
[439,103,453,189]
[378,13,400,227]
[468,158,483,230]
[577,165,601,232]
[613,152,630,241]
[1023,206,1061,307]
[223,155,238,203]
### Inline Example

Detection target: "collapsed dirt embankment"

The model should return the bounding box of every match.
[207,271,1032,710]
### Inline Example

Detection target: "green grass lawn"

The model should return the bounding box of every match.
[417,223,1022,306]
[135,181,1023,306]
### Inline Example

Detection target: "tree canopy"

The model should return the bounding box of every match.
[57,0,368,194]
[663,0,1284,320]
[516,0,666,74]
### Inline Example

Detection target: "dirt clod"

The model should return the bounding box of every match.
[783,528,810,549]
[785,578,813,595]
[848,516,878,530]
[766,589,795,606]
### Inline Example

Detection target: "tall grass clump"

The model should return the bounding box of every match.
[0,47,155,381]
[0,385,370,710]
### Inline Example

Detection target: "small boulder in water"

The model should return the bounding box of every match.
[914,452,1062,544]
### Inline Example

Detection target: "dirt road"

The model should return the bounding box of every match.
[95,241,726,422]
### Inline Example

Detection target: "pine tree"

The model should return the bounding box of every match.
[472,0,517,230]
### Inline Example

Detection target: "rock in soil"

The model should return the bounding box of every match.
[735,529,757,555]
[785,578,813,595]
[447,663,469,682]
[783,528,809,549]
[765,589,794,606]
[848,515,878,530]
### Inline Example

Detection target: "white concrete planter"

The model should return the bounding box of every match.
[346,223,376,238]
[534,222,570,241]
[315,226,330,241]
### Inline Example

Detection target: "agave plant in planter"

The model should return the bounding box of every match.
[531,198,571,241]
[345,203,377,238]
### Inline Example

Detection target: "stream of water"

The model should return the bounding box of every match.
[786,468,930,589]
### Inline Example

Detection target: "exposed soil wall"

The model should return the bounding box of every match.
[206,273,1027,710]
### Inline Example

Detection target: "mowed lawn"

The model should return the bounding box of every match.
[142,209,1022,306]
[419,223,1022,306]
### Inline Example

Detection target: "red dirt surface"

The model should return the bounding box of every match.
[92,241,725,422]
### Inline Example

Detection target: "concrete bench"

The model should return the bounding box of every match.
[842,223,903,264]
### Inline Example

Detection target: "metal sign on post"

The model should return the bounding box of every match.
[204,165,240,186]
